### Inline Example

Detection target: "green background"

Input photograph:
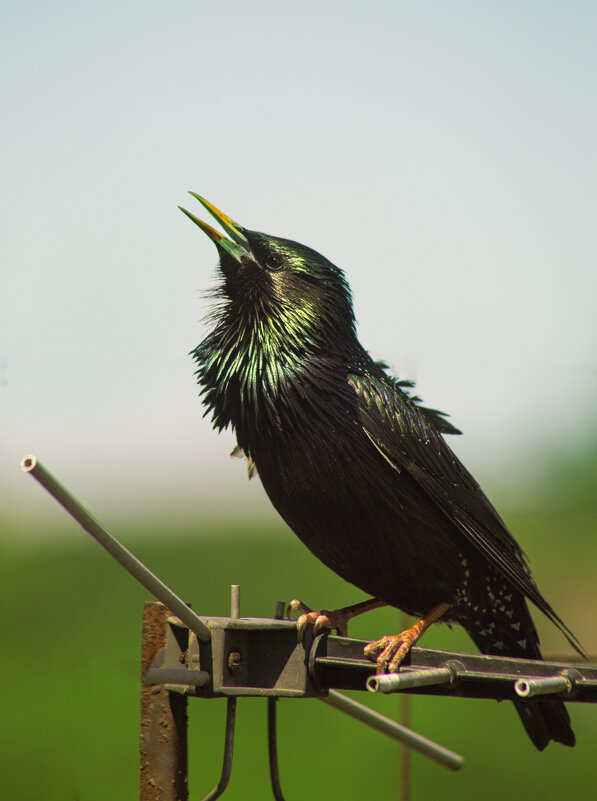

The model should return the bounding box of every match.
[3,3,596,798]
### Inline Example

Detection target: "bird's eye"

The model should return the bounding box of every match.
[265,254,283,271]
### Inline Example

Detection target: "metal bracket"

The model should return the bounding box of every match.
[141,595,467,799]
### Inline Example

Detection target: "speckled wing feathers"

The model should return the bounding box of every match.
[349,371,583,656]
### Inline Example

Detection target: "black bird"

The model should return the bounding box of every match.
[180,193,582,750]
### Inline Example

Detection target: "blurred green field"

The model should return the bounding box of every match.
[1,492,595,801]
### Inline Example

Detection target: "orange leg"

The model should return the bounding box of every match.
[288,597,387,641]
[364,601,452,674]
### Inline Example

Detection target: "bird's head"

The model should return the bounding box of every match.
[179,193,356,347]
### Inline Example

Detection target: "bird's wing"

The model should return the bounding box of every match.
[372,366,462,435]
[349,371,583,653]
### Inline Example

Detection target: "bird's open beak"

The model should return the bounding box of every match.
[179,193,250,263]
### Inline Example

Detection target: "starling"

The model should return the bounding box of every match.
[180,193,583,749]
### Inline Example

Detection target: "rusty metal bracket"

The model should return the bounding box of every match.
[140,603,189,801]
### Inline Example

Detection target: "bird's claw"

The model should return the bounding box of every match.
[364,631,418,674]
[288,599,349,642]
[364,602,451,674]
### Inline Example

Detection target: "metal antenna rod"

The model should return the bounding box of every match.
[514,673,574,698]
[322,690,464,771]
[367,667,455,694]
[20,455,211,643]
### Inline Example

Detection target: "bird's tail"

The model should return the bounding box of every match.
[467,608,575,750]
[512,697,575,750]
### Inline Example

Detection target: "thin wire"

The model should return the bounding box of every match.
[268,698,287,801]
[201,698,237,801]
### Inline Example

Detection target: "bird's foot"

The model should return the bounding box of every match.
[364,629,421,674]
[364,601,452,674]
[288,597,386,643]
[288,599,351,641]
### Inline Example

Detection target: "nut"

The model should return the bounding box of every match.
[227,649,242,674]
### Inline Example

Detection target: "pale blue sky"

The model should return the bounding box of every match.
[2,2,596,531]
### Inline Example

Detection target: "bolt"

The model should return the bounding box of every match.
[274,600,285,620]
[230,584,240,619]
[227,649,242,674]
